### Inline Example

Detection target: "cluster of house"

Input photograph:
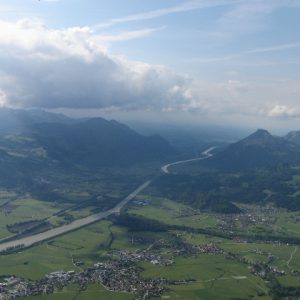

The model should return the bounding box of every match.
[195,243,224,255]
[218,210,275,233]
[107,249,174,267]
[0,237,212,300]
[249,262,286,278]
[0,254,170,299]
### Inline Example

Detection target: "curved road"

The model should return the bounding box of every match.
[0,147,215,253]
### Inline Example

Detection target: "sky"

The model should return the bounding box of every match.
[0,0,300,131]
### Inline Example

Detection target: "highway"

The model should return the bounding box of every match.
[0,147,215,252]
[0,181,152,252]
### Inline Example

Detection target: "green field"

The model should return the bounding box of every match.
[1,191,300,299]
[19,284,134,300]
[129,196,218,229]
[141,254,269,299]
[0,197,66,239]
[0,220,113,279]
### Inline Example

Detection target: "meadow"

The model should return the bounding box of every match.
[0,190,300,299]
[19,284,133,300]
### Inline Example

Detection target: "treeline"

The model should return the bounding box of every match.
[6,219,42,234]
[150,174,241,214]
[0,244,25,255]
[114,214,170,232]
[269,278,300,299]
[114,214,300,245]
[150,165,300,212]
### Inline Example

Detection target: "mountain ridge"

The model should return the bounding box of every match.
[285,130,300,145]
[203,128,300,170]
[0,109,176,172]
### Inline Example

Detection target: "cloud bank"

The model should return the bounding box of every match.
[0,19,190,111]
[0,19,299,123]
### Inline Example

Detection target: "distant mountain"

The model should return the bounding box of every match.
[30,117,176,168]
[284,131,300,145]
[0,108,177,191]
[127,121,249,153]
[0,147,31,187]
[0,108,73,135]
[204,129,300,170]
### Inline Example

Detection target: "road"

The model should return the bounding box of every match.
[161,147,215,174]
[0,147,215,252]
[0,180,152,252]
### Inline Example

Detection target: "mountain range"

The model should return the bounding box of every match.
[32,117,175,168]
[2,108,300,177]
[0,109,176,187]
[2,109,300,213]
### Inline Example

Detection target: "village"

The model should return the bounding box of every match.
[1,228,300,300]
[0,260,167,300]
[0,238,198,300]
[0,236,243,300]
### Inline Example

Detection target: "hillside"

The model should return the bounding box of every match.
[285,130,300,145]
[203,129,300,170]
[31,117,175,168]
[0,109,176,173]
[0,108,73,135]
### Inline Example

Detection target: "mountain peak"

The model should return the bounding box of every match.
[203,128,300,170]
[251,129,272,138]
[241,129,274,145]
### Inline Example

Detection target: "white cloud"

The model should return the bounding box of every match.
[94,0,241,29]
[0,19,300,125]
[188,41,300,65]
[0,89,8,107]
[247,42,300,54]
[0,19,160,61]
[0,19,192,111]
[96,26,165,44]
[268,105,300,119]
